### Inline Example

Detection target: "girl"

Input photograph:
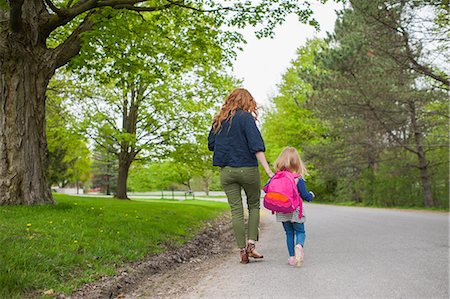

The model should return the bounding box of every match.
[274,146,314,267]
[208,88,274,264]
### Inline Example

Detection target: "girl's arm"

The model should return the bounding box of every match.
[255,151,274,178]
[297,179,314,202]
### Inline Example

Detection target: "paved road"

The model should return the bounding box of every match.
[183,204,449,298]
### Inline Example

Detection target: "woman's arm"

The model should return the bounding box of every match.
[207,128,215,151]
[255,151,274,178]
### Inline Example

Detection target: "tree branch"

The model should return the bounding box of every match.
[42,0,174,35]
[356,3,450,87]
[347,71,419,154]
[52,11,97,69]
[44,0,63,15]
[165,0,240,13]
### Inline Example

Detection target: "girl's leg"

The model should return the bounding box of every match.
[293,223,305,267]
[220,167,246,249]
[282,221,295,256]
[293,223,306,247]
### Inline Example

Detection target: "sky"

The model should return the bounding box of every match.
[232,1,343,106]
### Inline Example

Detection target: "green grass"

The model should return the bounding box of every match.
[0,194,228,298]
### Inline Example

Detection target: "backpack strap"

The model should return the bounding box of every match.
[289,173,302,218]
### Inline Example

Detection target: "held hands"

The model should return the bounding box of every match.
[255,152,274,178]
[263,171,274,189]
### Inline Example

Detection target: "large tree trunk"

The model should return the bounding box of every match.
[116,154,132,199]
[0,0,94,205]
[0,1,56,205]
[0,53,54,205]
[114,85,140,199]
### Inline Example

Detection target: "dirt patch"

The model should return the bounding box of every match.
[122,245,239,299]
[63,213,234,299]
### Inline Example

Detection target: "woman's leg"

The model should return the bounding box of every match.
[293,223,306,247]
[220,167,246,249]
[282,221,295,256]
[239,167,261,242]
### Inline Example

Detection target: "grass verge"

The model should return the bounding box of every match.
[0,194,228,298]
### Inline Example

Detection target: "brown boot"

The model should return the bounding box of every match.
[246,242,264,259]
[240,248,249,264]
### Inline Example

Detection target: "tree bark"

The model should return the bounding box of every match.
[0,51,54,205]
[365,118,378,205]
[0,0,57,205]
[105,174,111,195]
[204,178,210,196]
[409,101,434,207]
[0,0,101,205]
[114,84,140,199]
[116,154,132,199]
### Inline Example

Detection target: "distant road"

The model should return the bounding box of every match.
[182,204,449,298]
[74,191,229,202]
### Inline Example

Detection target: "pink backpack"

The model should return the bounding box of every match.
[263,171,302,217]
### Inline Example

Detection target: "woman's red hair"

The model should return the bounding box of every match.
[212,88,258,133]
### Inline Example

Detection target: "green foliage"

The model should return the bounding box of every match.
[308,1,449,207]
[169,132,221,193]
[0,0,8,10]
[261,39,329,187]
[263,1,449,208]
[46,87,91,188]
[128,161,191,191]
[263,39,327,157]
[53,6,238,197]
[90,149,117,195]
[78,13,233,139]
[0,194,228,298]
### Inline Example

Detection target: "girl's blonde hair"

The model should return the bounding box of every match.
[275,146,308,177]
[212,88,258,133]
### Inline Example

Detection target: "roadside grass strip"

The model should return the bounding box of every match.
[0,194,228,298]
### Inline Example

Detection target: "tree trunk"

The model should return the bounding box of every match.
[116,155,131,199]
[0,51,54,205]
[0,0,96,205]
[0,0,60,205]
[365,119,378,205]
[202,174,210,196]
[114,86,140,200]
[417,153,433,207]
[204,178,210,196]
[106,184,111,195]
[409,101,434,207]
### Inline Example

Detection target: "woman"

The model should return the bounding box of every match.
[208,88,274,264]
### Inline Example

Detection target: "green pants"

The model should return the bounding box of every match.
[220,166,261,248]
